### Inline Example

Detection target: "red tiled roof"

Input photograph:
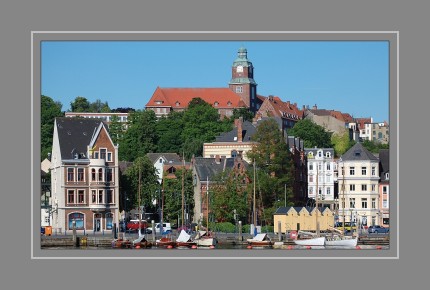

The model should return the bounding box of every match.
[355,118,372,129]
[259,96,302,119]
[145,87,247,109]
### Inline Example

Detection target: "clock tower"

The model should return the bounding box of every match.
[229,46,258,112]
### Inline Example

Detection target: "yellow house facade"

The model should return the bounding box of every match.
[273,206,335,234]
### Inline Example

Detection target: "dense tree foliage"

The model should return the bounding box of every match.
[210,169,249,224]
[41,95,63,160]
[89,99,111,113]
[69,96,110,112]
[156,111,185,153]
[118,110,158,162]
[111,107,135,113]
[121,156,159,215]
[159,168,194,225]
[230,108,255,122]
[361,139,389,153]
[331,132,356,157]
[288,118,332,148]
[108,115,124,146]
[70,96,90,112]
[246,118,294,225]
[181,98,232,159]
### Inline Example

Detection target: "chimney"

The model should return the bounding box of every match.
[286,101,290,107]
[302,105,306,111]
[312,104,317,110]
[237,117,243,142]
[215,155,221,164]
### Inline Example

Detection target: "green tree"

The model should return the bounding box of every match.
[288,119,332,148]
[108,115,124,146]
[119,110,158,161]
[181,98,232,159]
[231,108,255,122]
[41,95,63,160]
[89,99,111,113]
[123,156,159,213]
[70,96,90,112]
[160,168,194,225]
[156,111,184,153]
[246,118,294,225]
[331,132,356,157]
[211,169,249,224]
[361,140,389,153]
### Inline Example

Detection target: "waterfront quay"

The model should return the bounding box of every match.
[40,231,389,248]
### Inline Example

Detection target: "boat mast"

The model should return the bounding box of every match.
[207,176,209,231]
[342,162,346,229]
[181,152,185,228]
[138,163,142,235]
[316,161,319,237]
[253,159,256,230]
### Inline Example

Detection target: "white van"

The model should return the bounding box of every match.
[155,222,172,234]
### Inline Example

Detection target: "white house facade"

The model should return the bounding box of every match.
[338,143,380,227]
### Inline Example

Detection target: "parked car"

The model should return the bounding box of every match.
[368,225,389,234]
[155,222,172,234]
[334,221,357,233]
[126,220,148,232]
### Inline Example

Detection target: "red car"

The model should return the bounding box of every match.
[126,220,148,232]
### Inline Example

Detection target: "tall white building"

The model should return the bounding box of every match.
[338,143,380,227]
[305,148,335,202]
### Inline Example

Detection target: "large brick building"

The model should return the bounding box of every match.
[145,47,264,118]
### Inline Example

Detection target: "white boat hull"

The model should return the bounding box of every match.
[294,237,326,246]
[195,237,217,247]
[325,236,358,247]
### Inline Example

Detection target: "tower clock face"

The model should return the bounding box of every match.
[236,65,243,73]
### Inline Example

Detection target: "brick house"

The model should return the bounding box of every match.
[50,117,119,234]
[145,46,264,118]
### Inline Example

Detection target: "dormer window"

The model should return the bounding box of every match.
[326,152,331,158]
[318,150,322,158]
[214,101,219,107]
[227,101,232,106]
[176,101,180,107]
[385,172,389,180]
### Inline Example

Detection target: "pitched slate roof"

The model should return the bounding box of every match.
[340,142,378,162]
[146,153,181,164]
[379,149,389,180]
[214,120,257,142]
[55,117,104,160]
[193,157,249,182]
[145,87,247,110]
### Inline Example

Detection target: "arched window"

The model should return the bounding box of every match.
[231,150,238,158]
[91,168,96,181]
[68,212,84,230]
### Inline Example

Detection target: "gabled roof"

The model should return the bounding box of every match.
[193,157,249,182]
[379,149,389,180]
[260,96,302,120]
[274,206,328,215]
[55,117,105,160]
[145,87,247,109]
[214,120,257,142]
[146,153,181,164]
[340,142,378,162]
[355,118,372,129]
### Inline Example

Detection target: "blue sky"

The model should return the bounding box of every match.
[41,40,389,122]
